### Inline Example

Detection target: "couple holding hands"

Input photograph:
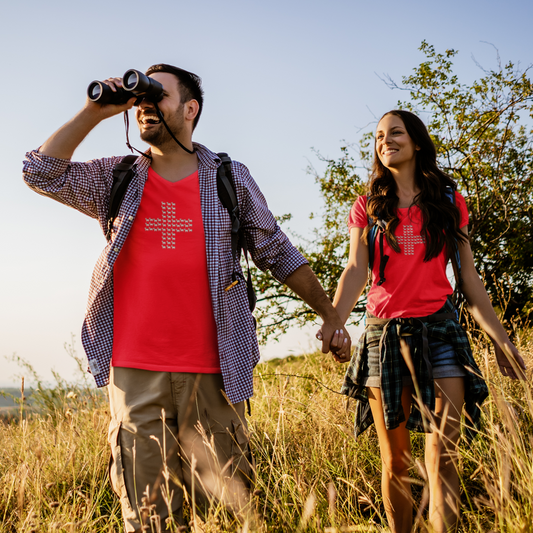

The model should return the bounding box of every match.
[24,63,525,533]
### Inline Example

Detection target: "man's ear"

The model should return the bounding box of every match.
[184,99,199,123]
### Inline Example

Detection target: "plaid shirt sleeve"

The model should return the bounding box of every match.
[232,161,308,282]
[23,149,124,233]
[22,149,141,391]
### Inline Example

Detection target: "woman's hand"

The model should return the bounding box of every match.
[493,339,527,380]
[316,327,351,363]
[458,228,527,381]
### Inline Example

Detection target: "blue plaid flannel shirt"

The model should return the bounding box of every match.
[23,143,308,404]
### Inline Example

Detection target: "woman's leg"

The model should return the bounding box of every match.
[425,377,465,533]
[367,386,414,533]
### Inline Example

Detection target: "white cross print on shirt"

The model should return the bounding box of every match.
[396,224,425,256]
[145,202,192,250]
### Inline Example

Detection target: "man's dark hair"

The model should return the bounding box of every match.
[145,64,204,130]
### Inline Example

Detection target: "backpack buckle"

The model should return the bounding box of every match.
[225,280,239,292]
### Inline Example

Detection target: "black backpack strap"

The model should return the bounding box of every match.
[216,153,257,312]
[375,219,389,286]
[367,195,389,286]
[217,153,241,272]
[444,186,463,284]
[106,155,138,241]
[443,186,464,309]
[368,222,377,272]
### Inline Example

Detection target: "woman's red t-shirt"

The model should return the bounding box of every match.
[348,193,469,318]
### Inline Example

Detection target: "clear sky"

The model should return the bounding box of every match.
[1,0,532,387]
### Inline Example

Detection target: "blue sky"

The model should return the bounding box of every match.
[1,0,532,386]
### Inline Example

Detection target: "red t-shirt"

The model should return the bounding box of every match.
[348,193,469,318]
[112,168,220,373]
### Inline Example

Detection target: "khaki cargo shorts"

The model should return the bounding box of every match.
[107,368,254,532]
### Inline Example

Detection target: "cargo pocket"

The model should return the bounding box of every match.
[231,419,256,488]
[108,418,136,517]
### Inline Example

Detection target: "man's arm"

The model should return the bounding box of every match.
[284,264,351,362]
[23,78,138,222]
[228,163,350,358]
[40,78,135,159]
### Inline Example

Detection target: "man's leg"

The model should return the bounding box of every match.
[108,367,185,533]
[171,373,254,518]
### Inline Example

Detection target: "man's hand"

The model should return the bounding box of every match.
[84,77,137,121]
[283,265,352,363]
[316,325,352,363]
[39,77,136,161]
[281,264,353,362]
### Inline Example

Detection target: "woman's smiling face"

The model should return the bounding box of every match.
[375,113,419,170]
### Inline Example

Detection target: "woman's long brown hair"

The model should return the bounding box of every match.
[363,110,467,261]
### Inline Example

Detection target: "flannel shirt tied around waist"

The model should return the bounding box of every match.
[340,298,489,440]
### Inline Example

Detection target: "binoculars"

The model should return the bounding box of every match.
[87,69,163,105]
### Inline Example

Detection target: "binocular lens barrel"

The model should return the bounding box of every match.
[123,69,163,103]
[123,70,140,91]
[87,80,130,105]
[87,70,163,105]
[87,81,104,102]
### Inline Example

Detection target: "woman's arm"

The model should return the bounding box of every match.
[458,226,526,379]
[334,227,370,323]
[317,227,369,361]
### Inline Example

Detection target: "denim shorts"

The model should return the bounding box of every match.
[363,333,467,388]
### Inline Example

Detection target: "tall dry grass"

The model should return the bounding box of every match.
[1,329,532,532]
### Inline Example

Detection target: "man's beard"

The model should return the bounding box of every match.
[140,105,184,149]
[140,123,170,147]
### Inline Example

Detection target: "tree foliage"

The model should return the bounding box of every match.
[252,42,533,343]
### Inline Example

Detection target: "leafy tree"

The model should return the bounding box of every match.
[253,42,533,343]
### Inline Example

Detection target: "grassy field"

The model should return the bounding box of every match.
[1,329,532,532]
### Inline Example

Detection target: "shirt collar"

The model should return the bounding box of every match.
[134,143,220,172]
[193,142,220,169]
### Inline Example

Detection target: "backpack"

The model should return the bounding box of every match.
[106,153,257,313]
[367,186,463,304]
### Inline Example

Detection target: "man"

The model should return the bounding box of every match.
[23,64,350,531]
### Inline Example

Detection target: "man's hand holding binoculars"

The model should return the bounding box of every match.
[40,69,163,160]
[84,77,137,120]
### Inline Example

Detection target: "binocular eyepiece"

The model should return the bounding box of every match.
[87,69,164,106]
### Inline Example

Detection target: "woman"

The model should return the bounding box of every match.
[322,110,526,533]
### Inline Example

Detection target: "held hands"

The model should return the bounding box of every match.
[316,325,352,363]
[492,339,527,380]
